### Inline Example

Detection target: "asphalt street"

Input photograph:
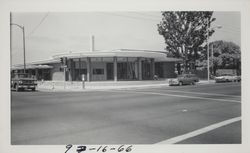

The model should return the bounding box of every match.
[11,82,241,144]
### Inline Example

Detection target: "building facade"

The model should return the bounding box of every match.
[12,49,181,82]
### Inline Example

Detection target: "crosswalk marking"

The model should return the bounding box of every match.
[157,117,241,144]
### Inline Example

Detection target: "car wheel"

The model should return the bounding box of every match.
[179,81,183,86]
[192,82,195,85]
[31,88,36,91]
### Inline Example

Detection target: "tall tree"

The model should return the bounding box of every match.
[158,11,216,72]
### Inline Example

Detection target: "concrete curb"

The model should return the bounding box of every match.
[37,80,215,92]
[37,84,169,92]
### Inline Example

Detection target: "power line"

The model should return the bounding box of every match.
[99,12,241,33]
[212,24,240,32]
[129,12,161,19]
[222,26,240,32]
[100,12,160,22]
[213,22,240,32]
[103,13,241,33]
[215,28,240,34]
[26,12,49,37]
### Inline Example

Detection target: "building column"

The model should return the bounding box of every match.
[42,69,44,80]
[64,67,67,81]
[78,58,81,81]
[151,58,155,79]
[35,68,38,80]
[71,59,75,81]
[87,57,91,82]
[68,59,73,81]
[113,57,117,81]
[138,57,142,80]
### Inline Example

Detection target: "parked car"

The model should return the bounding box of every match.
[169,73,199,86]
[235,75,241,82]
[11,73,37,91]
[214,74,241,83]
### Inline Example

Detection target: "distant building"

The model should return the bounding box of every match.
[11,49,181,82]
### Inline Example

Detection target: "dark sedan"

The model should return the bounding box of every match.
[169,74,199,86]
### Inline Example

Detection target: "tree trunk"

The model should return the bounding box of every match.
[213,67,216,76]
[177,63,181,75]
[182,44,188,73]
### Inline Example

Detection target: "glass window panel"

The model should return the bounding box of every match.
[102,57,113,62]
[93,69,104,75]
[117,57,127,62]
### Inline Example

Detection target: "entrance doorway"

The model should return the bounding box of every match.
[117,62,136,80]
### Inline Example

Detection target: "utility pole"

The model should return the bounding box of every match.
[211,43,214,76]
[206,18,210,82]
[22,26,26,73]
[10,12,12,69]
[207,18,222,82]
[10,22,26,73]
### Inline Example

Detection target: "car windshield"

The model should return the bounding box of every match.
[177,74,187,77]
[219,74,233,76]
[13,73,31,78]
[178,74,195,77]
[18,74,28,78]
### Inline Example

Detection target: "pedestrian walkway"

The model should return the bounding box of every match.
[37,79,214,92]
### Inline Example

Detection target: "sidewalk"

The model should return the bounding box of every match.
[37,80,214,92]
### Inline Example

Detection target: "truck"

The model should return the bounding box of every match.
[11,73,37,91]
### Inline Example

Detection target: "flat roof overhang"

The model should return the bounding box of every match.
[52,50,181,62]
[11,64,53,70]
[53,51,164,59]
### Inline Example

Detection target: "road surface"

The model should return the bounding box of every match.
[11,82,241,144]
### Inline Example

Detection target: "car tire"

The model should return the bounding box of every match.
[31,88,36,91]
[179,81,183,86]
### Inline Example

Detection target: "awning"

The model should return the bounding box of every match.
[11,64,53,70]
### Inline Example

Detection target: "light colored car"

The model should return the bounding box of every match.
[215,74,241,83]
[169,74,199,86]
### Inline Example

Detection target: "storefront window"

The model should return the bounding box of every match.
[117,62,136,80]
[93,69,104,75]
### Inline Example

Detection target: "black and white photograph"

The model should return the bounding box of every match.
[10,11,241,145]
[1,0,250,153]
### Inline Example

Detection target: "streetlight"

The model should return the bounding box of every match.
[10,22,26,73]
[207,23,222,82]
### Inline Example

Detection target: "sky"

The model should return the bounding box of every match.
[11,11,241,65]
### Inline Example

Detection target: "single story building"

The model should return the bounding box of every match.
[11,49,181,82]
